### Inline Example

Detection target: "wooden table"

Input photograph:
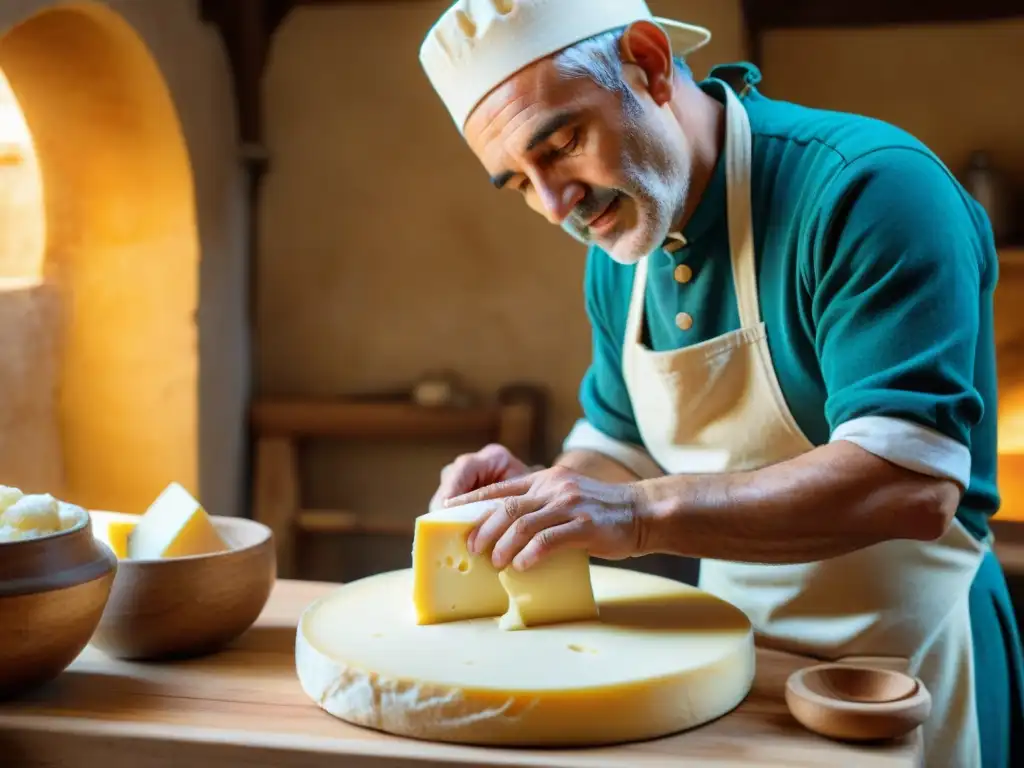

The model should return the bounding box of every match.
[0,579,921,767]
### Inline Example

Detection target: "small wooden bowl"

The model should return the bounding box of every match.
[786,663,931,743]
[88,511,276,660]
[0,511,118,698]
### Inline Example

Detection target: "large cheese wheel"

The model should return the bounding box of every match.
[295,565,755,747]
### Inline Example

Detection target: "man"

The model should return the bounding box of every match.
[418,1,1023,766]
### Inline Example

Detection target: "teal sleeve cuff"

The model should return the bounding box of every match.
[562,420,663,479]
[808,147,989,480]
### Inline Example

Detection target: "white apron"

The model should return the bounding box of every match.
[622,82,987,768]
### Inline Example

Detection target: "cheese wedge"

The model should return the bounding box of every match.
[128,482,227,559]
[411,501,509,624]
[497,549,598,630]
[104,519,138,559]
[412,501,599,630]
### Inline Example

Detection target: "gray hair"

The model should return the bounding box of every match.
[553,27,692,94]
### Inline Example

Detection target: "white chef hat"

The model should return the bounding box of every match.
[419,0,712,133]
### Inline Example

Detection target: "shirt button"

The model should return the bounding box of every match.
[674,264,693,284]
[676,312,693,331]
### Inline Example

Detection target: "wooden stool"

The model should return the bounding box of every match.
[250,385,547,578]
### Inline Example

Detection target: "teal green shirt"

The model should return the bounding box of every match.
[577,63,1000,540]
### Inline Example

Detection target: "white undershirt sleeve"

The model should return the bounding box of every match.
[561,419,664,480]
[830,415,972,489]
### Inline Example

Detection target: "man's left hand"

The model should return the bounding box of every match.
[444,466,647,571]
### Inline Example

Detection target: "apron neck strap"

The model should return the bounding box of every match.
[624,81,761,347]
[721,84,761,329]
[625,256,649,345]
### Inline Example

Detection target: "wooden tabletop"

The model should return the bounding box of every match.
[0,579,921,767]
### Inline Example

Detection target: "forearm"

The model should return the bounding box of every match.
[555,449,649,484]
[635,440,961,564]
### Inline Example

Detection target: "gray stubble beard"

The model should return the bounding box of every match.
[584,106,690,266]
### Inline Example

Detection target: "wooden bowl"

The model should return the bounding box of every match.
[0,511,118,698]
[88,511,276,660]
[786,663,931,742]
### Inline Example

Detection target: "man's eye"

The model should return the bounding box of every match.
[548,131,581,159]
[541,131,579,165]
[559,131,579,154]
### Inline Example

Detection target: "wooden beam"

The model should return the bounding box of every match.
[747,0,1024,31]
[289,0,426,4]
[288,0,1024,28]
[199,0,294,146]
[197,0,297,522]
[740,0,763,68]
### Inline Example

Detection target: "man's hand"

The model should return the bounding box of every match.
[444,466,647,572]
[429,443,532,511]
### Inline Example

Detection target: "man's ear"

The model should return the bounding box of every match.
[619,21,674,106]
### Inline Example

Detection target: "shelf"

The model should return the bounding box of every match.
[743,0,1024,31]
[741,0,1024,66]
[1000,247,1024,267]
[992,520,1024,576]
[296,509,414,537]
[250,398,502,440]
[250,389,547,578]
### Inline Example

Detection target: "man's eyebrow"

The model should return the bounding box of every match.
[489,111,580,190]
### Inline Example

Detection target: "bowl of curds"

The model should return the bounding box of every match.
[0,487,118,698]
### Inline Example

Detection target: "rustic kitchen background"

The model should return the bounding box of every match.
[0,1,1021,610]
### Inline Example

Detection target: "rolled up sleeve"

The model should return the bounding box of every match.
[563,248,663,479]
[810,147,989,490]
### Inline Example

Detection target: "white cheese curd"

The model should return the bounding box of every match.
[0,489,87,542]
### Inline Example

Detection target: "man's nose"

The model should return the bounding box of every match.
[536,179,586,225]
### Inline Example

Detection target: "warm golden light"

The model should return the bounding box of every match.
[0,5,200,513]
[997,379,1024,522]
[0,68,32,155]
[0,103,29,144]
[0,66,43,280]
[994,265,1024,523]
[999,387,1024,454]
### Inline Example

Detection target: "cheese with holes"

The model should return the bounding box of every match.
[127,482,227,559]
[412,501,508,624]
[412,500,598,630]
[295,566,756,746]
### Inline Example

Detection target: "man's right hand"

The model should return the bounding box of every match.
[429,443,533,511]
